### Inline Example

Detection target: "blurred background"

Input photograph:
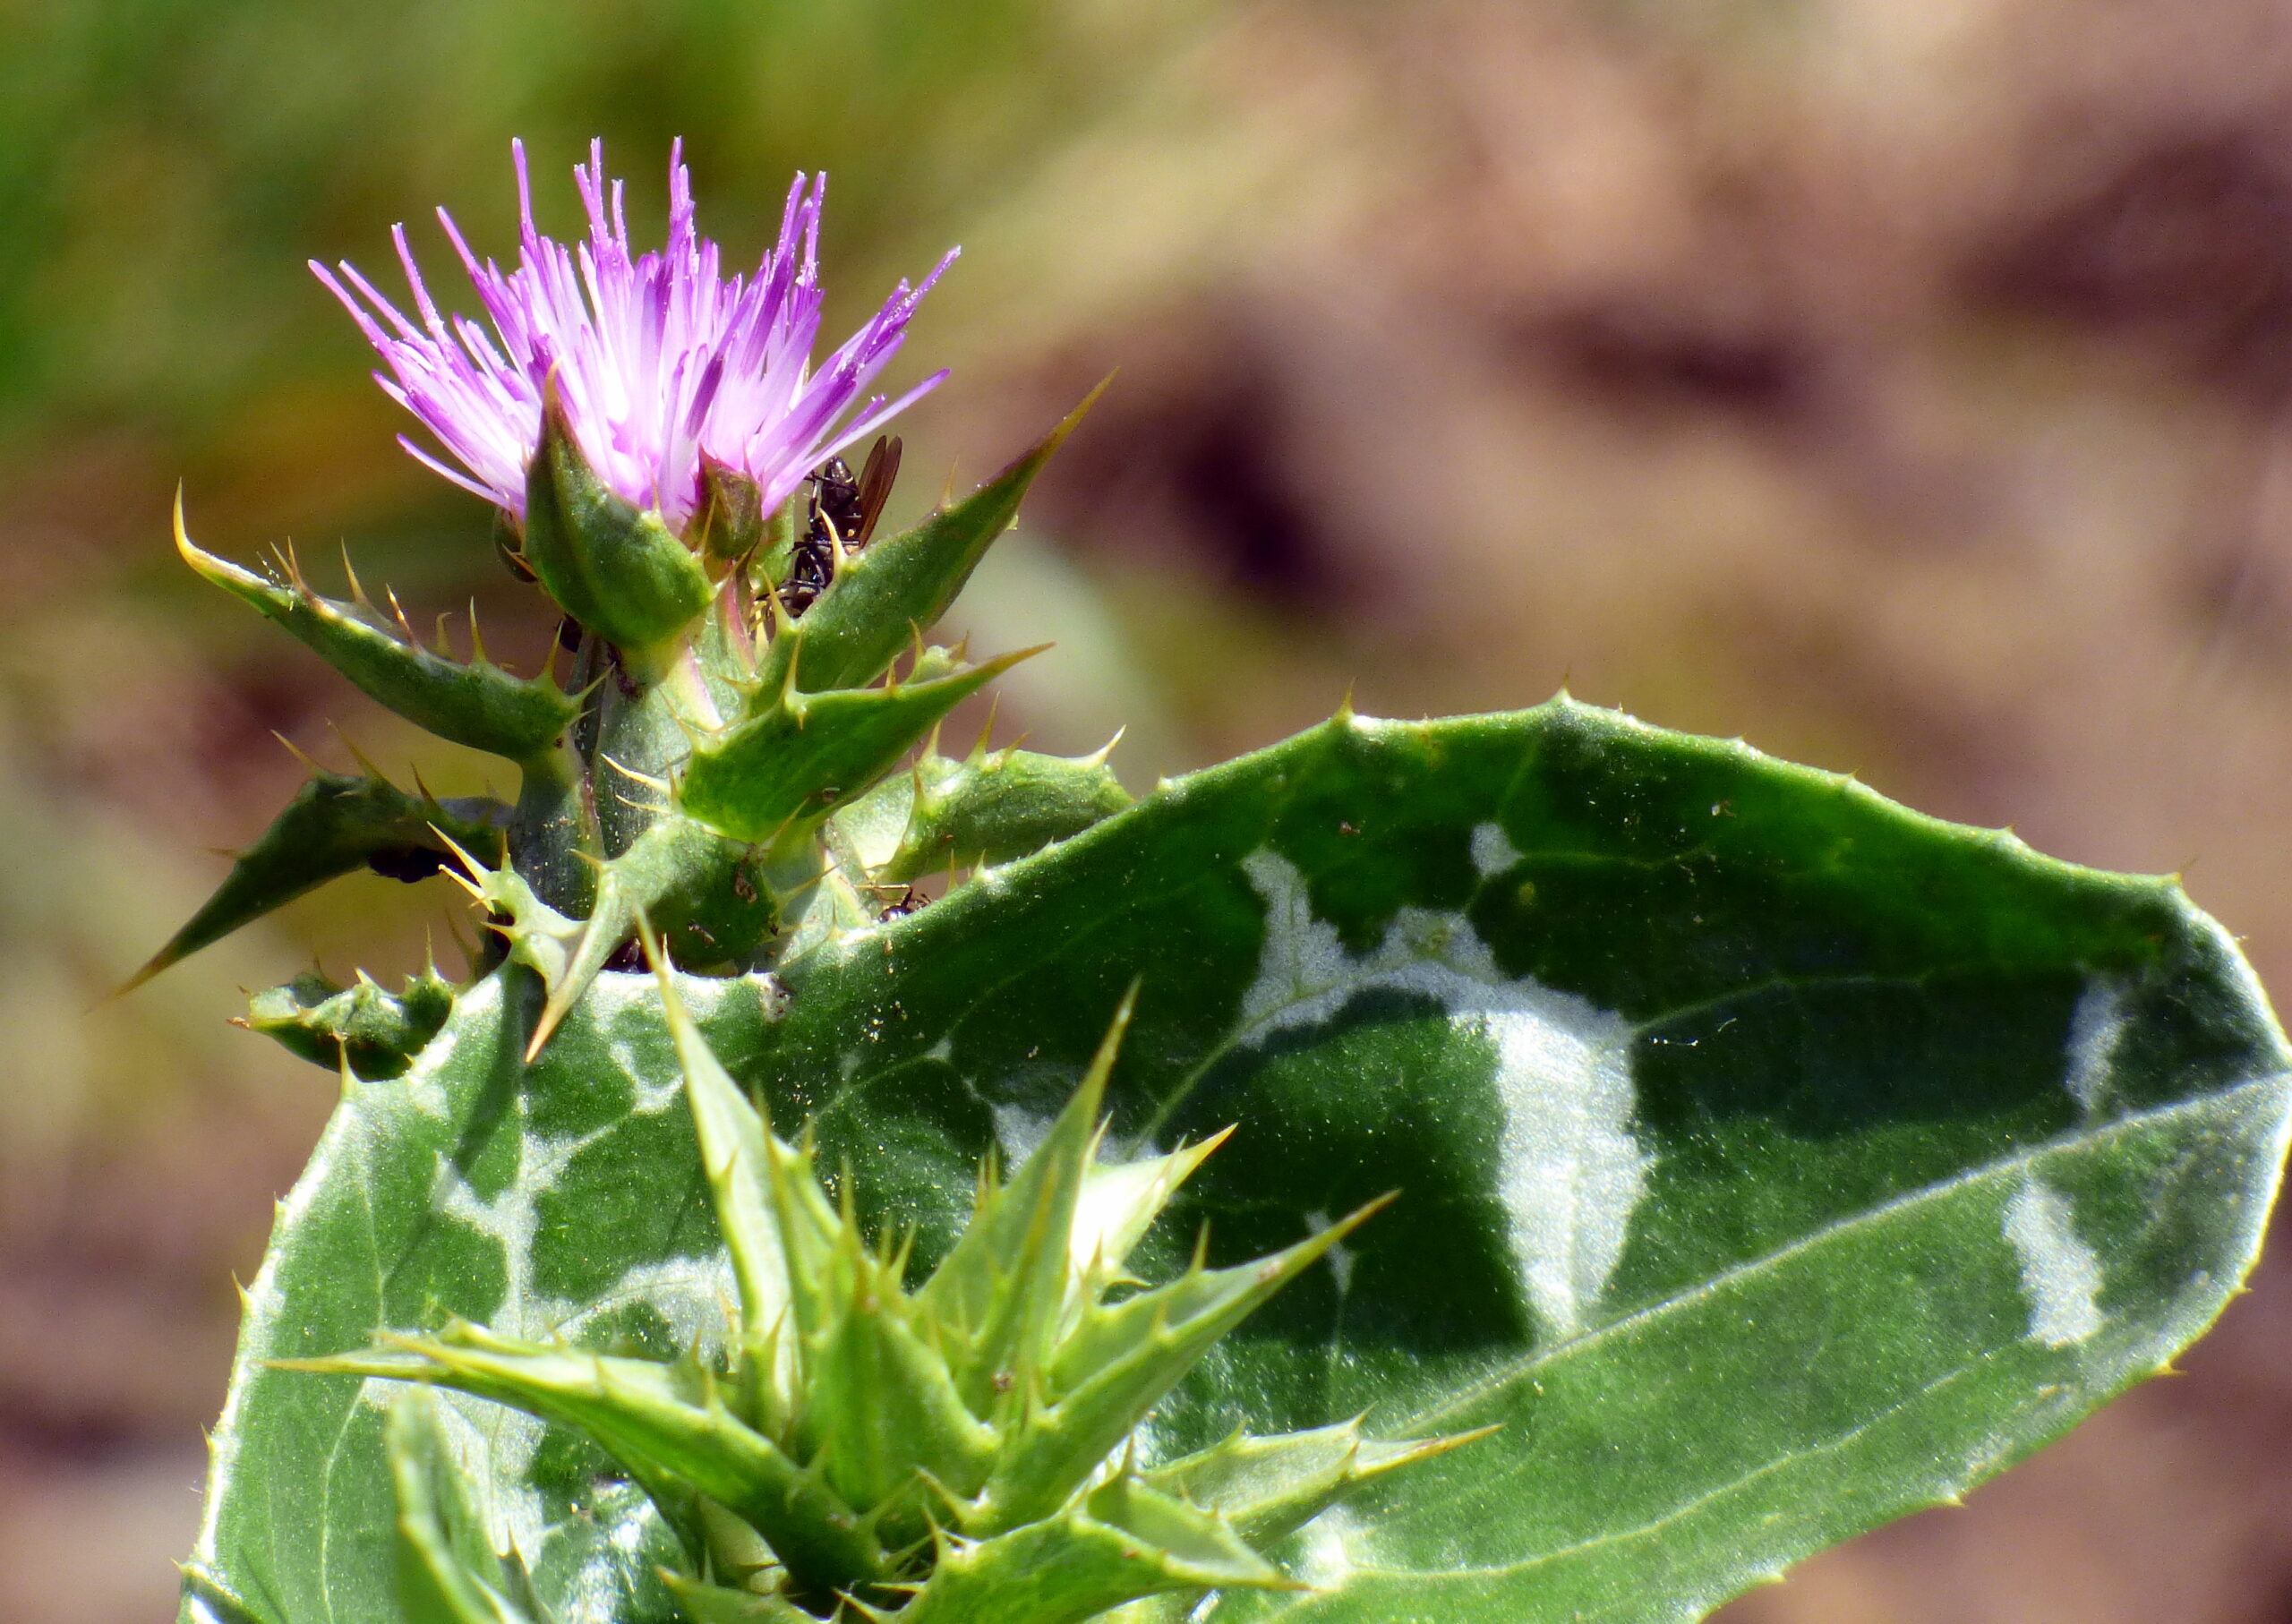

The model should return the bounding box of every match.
[9,0,2292,1618]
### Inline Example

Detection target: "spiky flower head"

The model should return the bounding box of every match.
[289,975,1482,1624]
[314,139,953,534]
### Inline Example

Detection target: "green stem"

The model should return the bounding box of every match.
[508,739,598,917]
[592,640,716,859]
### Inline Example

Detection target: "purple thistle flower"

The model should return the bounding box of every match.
[314,140,954,534]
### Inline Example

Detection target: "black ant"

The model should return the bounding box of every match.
[778,436,901,618]
[877,885,926,921]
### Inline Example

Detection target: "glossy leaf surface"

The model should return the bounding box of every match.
[184,700,2290,1624]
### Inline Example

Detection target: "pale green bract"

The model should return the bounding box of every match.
[152,154,2292,1624]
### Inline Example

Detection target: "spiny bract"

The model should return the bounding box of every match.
[144,380,1120,1064]
[283,969,1482,1624]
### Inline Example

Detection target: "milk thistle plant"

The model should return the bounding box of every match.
[156,141,2292,1624]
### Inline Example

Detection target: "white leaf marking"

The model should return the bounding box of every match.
[1241,850,1650,1340]
[2064,979,2127,1115]
[1470,821,1523,878]
[2003,1177,2104,1347]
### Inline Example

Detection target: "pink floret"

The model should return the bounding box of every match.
[314,140,954,532]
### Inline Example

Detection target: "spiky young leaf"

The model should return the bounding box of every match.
[894,1476,1291,1624]
[385,1389,554,1624]
[1062,1136,1231,1326]
[175,502,582,765]
[918,996,1129,1417]
[658,1576,818,1624]
[675,951,1096,1556]
[184,701,2291,1624]
[834,741,1133,885]
[659,957,805,1351]
[130,771,509,990]
[1142,1421,1484,1547]
[314,961,1417,1615]
[678,649,1040,847]
[285,1324,888,1600]
[968,1199,1387,1538]
[800,1231,1002,1517]
[245,966,456,1081]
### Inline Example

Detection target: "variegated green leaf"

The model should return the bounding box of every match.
[184,700,2290,1624]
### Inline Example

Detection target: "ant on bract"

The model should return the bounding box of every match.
[778,434,901,618]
